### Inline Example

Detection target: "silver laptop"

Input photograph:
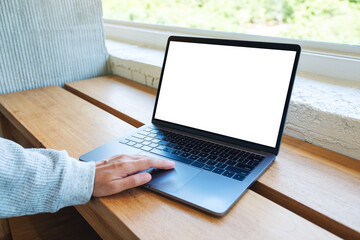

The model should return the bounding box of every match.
[80,36,301,216]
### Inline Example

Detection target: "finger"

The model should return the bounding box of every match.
[109,172,152,194]
[119,156,175,174]
[101,154,174,167]
[96,154,142,168]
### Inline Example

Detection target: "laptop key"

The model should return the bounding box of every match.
[141,146,152,151]
[185,143,195,148]
[119,139,129,144]
[189,155,199,160]
[149,143,158,148]
[225,166,250,176]
[142,141,151,146]
[222,171,235,178]
[206,160,217,166]
[248,154,264,162]
[210,150,220,155]
[190,149,200,154]
[165,142,175,147]
[172,150,183,155]
[151,138,161,143]
[126,141,136,146]
[191,161,205,168]
[202,148,212,152]
[237,170,249,176]
[226,160,237,166]
[238,157,249,163]
[172,156,194,165]
[215,162,227,169]
[183,148,192,152]
[198,152,208,157]
[233,174,245,181]
[180,152,190,157]
[134,143,143,149]
[150,148,194,165]
[203,165,215,171]
[219,153,229,158]
[212,168,224,175]
[220,146,232,153]
[227,154,238,160]
[193,145,203,150]
[197,157,208,163]
[208,155,218,160]
[133,134,146,139]
[212,145,222,151]
[235,163,254,171]
[127,136,144,143]
[246,160,258,167]
[155,145,166,150]
[216,157,227,163]
[254,155,265,161]
[138,131,150,136]
[163,147,173,152]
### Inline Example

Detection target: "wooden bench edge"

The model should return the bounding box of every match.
[64,84,144,128]
[251,181,359,239]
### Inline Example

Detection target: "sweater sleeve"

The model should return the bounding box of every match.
[0,137,96,218]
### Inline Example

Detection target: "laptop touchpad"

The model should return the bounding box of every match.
[141,152,201,193]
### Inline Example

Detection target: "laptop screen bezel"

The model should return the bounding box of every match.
[151,36,301,155]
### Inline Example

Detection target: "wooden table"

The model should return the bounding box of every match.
[66,76,360,239]
[0,75,358,239]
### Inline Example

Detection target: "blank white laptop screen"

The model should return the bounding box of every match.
[154,41,297,148]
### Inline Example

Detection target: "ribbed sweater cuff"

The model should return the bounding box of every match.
[58,157,95,209]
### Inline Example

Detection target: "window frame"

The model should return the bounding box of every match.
[104,19,360,85]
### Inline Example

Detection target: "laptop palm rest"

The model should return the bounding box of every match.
[141,152,201,193]
[141,151,245,215]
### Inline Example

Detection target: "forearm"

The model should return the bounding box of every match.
[0,138,95,218]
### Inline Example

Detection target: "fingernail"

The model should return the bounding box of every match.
[143,173,152,182]
[167,160,175,167]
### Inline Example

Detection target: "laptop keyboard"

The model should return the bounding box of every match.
[120,126,265,181]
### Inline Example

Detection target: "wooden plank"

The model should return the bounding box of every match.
[65,75,156,128]
[97,188,339,240]
[0,86,338,239]
[0,112,33,148]
[8,207,100,240]
[1,112,32,240]
[0,219,11,240]
[65,75,360,239]
[0,86,134,153]
[251,135,360,239]
[0,86,135,240]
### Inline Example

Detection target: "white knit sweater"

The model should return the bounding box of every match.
[0,137,95,218]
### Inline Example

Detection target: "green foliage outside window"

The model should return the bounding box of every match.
[103,0,360,45]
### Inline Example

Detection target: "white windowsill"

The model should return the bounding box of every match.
[106,39,360,161]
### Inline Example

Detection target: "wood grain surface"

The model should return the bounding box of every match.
[9,207,101,240]
[65,76,156,128]
[0,218,11,240]
[0,85,338,239]
[65,75,360,239]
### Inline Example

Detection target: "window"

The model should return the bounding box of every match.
[102,0,360,84]
[103,0,360,46]
[102,0,360,161]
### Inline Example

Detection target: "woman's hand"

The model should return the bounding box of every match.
[92,154,175,197]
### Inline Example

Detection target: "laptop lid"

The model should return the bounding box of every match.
[152,36,301,155]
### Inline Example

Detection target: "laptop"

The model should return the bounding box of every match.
[80,36,301,216]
